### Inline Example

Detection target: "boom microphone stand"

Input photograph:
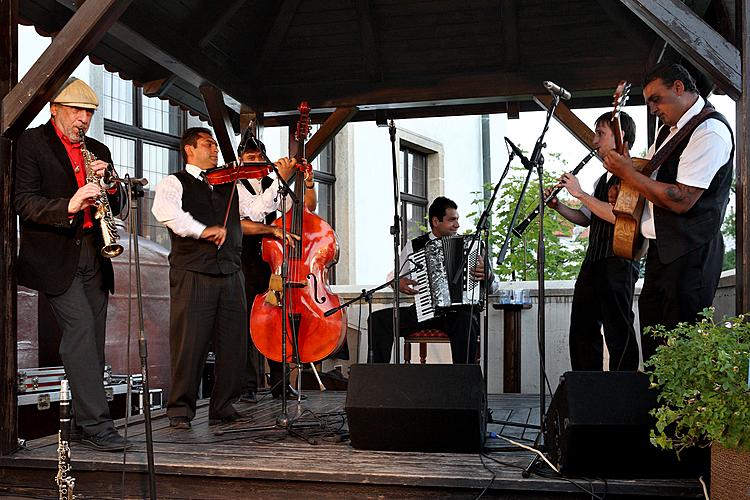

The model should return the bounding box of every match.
[500,89,563,475]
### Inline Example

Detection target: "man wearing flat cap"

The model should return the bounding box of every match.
[15,77,128,451]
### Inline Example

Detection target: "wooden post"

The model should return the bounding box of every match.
[736,0,750,314]
[0,0,17,457]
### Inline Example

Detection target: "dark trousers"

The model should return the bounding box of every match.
[569,257,640,371]
[639,235,724,363]
[167,268,247,421]
[369,305,479,364]
[46,233,113,434]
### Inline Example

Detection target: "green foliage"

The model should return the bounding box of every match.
[468,157,585,281]
[646,308,750,455]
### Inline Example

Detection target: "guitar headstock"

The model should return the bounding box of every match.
[611,81,631,155]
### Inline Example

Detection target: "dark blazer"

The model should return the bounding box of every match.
[15,121,123,295]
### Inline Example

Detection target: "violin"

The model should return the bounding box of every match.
[203,161,273,185]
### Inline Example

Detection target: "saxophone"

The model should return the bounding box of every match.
[79,130,124,258]
[56,379,75,500]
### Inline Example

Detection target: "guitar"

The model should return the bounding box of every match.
[609,81,650,260]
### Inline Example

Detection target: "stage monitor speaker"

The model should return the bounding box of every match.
[345,364,486,453]
[545,371,707,478]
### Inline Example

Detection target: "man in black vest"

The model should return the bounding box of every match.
[604,63,733,363]
[152,127,295,428]
[369,196,491,364]
[15,77,127,451]
[546,111,640,371]
[235,138,315,402]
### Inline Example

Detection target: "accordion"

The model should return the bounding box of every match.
[412,235,485,322]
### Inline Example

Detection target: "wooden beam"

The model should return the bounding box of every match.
[619,0,741,100]
[198,0,248,49]
[0,0,18,458]
[1,0,132,137]
[200,84,237,163]
[305,107,358,162]
[499,0,519,69]
[252,0,301,80]
[52,0,244,116]
[533,94,594,150]
[354,0,380,82]
[736,0,749,314]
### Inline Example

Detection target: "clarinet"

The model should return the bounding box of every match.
[55,379,75,500]
[512,149,598,238]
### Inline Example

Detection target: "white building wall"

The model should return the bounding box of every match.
[350,116,499,286]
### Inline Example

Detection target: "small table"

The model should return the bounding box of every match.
[492,302,532,393]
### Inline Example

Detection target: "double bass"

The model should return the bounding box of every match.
[250,102,347,363]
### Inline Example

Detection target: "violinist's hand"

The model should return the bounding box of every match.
[399,278,418,295]
[559,172,584,199]
[543,187,559,209]
[270,226,300,247]
[200,225,226,246]
[275,157,296,181]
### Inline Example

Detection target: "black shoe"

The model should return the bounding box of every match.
[209,410,249,426]
[169,416,191,429]
[272,384,307,401]
[80,428,129,451]
[238,391,257,404]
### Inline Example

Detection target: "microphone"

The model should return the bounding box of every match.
[126,177,149,186]
[238,127,253,155]
[543,80,571,100]
[110,175,149,186]
[504,137,533,169]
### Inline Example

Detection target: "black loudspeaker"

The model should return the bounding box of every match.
[545,371,707,478]
[345,364,486,453]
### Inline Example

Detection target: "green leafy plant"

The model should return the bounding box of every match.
[468,153,585,281]
[646,308,750,455]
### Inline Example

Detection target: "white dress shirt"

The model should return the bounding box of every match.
[151,164,283,238]
[640,97,733,239]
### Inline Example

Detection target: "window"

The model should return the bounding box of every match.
[311,140,335,226]
[102,70,184,248]
[400,146,428,246]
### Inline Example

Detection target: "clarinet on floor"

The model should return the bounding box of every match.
[512,149,598,238]
[55,379,75,500]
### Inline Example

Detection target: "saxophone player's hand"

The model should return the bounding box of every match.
[68,183,101,214]
[89,159,108,177]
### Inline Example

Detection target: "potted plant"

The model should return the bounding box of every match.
[646,308,750,499]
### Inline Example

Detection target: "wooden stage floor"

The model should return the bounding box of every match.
[0,392,701,499]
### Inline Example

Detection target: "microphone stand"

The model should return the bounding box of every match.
[502,93,561,476]
[120,175,156,500]
[387,120,401,364]
[253,145,299,427]
[324,266,421,363]
[460,151,513,390]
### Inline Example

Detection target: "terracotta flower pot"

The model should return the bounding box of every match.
[711,442,750,500]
